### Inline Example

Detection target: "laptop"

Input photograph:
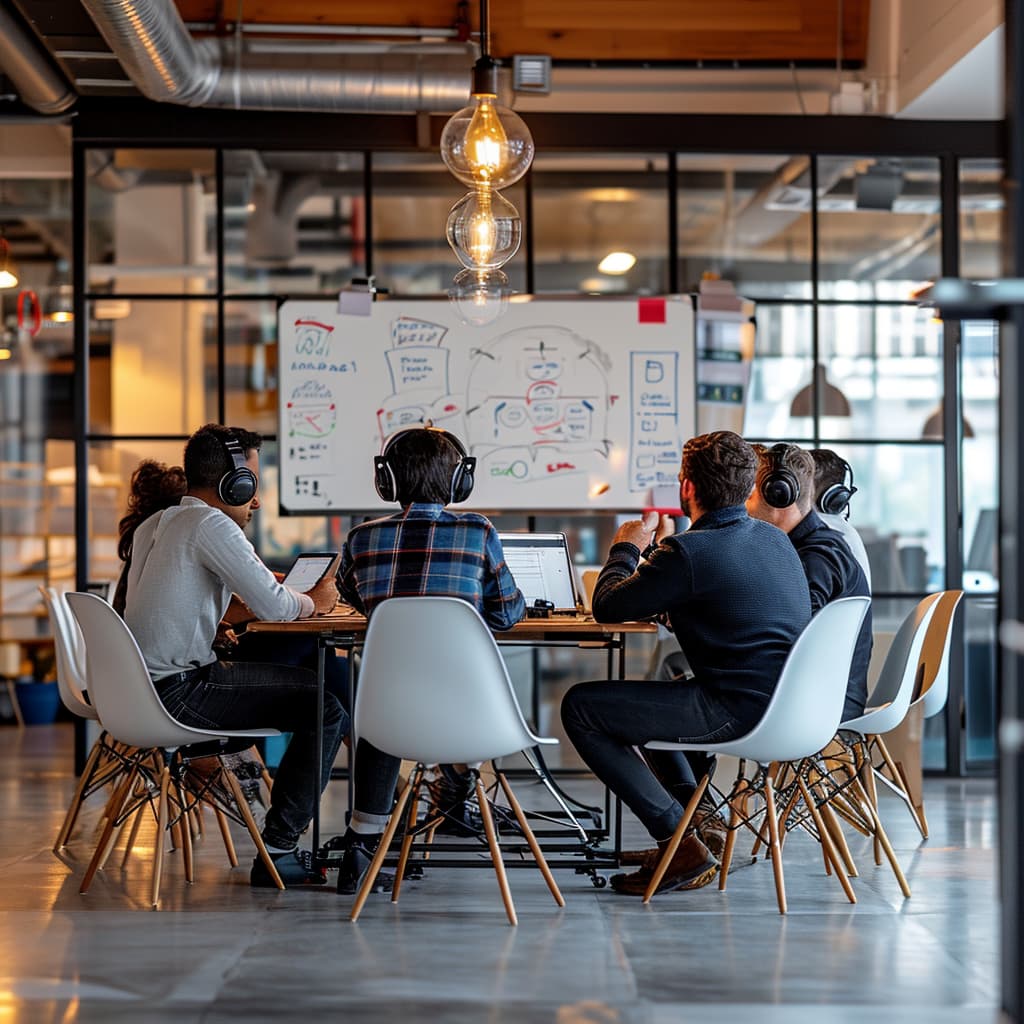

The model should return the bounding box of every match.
[498,533,586,616]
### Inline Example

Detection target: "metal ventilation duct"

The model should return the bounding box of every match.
[79,0,473,113]
[0,5,76,115]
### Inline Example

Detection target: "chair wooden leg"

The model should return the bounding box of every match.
[875,735,928,839]
[54,741,104,851]
[151,764,171,909]
[848,776,912,899]
[819,799,858,877]
[351,782,413,922]
[391,768,425,905]
[797,776,855,904]
[496,771,565,908]
[214,807,238,867]
[172,778,194,884]
[120,802,147,867]
[763,771,786,914]
[718,781,748,891]
[856,741,884,865]
[80,766,137,894]
[222,770,284,890]
[643,774,709,903]
[476,777,517,926]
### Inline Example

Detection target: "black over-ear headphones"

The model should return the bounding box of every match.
[373,426,477,505]
[218,435,259,506]
[818,460,858,518]
[759,443,801,509]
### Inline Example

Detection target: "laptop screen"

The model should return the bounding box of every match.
[499,533,579,611]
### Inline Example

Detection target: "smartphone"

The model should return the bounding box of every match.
[281,552,340,593]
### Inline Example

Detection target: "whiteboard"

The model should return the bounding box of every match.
[277,297,695,513]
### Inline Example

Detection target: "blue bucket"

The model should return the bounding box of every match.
[14,679,60,725]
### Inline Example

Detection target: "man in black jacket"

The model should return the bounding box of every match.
[561,431,811,895]
[746,442,873,721]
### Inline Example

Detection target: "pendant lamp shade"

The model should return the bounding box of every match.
[790,363,851,418]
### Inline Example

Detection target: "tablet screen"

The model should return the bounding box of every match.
[282,553,338,593]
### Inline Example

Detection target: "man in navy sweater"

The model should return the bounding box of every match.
[561,431,811,895]
[746,443,873,722]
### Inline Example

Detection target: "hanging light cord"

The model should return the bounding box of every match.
[479,0,490,60]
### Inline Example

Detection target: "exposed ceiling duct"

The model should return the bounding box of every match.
[0,5,76,115]
[79,0,474,113]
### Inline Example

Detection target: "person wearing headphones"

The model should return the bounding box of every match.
[123,423,346,888]
[561,431,811,896]
[746,442,873,721]
[810,448,872,588]
[335,424,526,897]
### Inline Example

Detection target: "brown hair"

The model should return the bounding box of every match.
[680,431,757,511]
[117,460,187,561]
[387,429,463,505]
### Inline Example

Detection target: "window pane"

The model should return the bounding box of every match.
[678,154,811,299]
[818,443,945,599]
[87,299,217,435]
[742,304,813,440]
[963,595,997,768]
[960,158,1003,280]
[816,304,944,441]
[86,149,216,294]
[817,156,940,297]
[224,150,364,295]
[372,153,526,296]
[212,301,281,437]
[532,153,668,294]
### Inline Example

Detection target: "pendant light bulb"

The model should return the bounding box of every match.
[440,59,534,190]
[449,267,511,327]
[445,188,522,271]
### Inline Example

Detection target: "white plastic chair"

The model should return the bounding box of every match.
[66,591,285,908]
[349,596,565,926]
[41,586,135,852]
[643,596,871,913]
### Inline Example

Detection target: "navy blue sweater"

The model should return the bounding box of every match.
[593,505,811,719]
[789,510,873,721]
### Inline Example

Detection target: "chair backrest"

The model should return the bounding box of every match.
[65,591,215,749]
[711,597,871,764]
[581,570,600,611]
[914,589,964,718]
[39,586,95,721]
[355,596,554,766]
[842,591,944,735]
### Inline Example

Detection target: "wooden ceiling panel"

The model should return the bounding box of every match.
[173,0,870,65]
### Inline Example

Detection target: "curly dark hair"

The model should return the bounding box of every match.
[754,443,816,513]
[680,430,757,511]
[183,423,262,491]
[117,459,187,561]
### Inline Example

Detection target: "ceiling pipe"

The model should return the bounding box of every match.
[80,0,473,113]
[0,5,77,115]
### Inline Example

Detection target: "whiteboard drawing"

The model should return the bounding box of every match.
[465,325,613,486]
[629,351,681,491]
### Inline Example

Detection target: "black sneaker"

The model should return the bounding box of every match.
[250,848,327,888]
[336,839,395,895]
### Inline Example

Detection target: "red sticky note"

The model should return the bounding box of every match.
[638,298,666,324]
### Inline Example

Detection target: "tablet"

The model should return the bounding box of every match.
[282,552,340,593]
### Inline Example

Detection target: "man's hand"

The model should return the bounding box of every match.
[655,514,676,544]
[612,509,660,551]
[308,574,339,616]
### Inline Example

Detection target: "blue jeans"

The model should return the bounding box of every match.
[561,678,760,841]
[157,659,346,850]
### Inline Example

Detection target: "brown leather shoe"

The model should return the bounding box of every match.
[610,835,718,896]
[694,804,729,860]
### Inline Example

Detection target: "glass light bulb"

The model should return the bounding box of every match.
[440,95,535,190]
[445,189,522,271]
[448,268,510,327]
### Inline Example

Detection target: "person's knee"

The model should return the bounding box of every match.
[561,681,597,734]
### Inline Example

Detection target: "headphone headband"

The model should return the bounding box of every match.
[373,425,476,505]
[217,434,259,506]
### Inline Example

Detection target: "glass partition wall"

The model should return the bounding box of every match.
[70,130,1000,774]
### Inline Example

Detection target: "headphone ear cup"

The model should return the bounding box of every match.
[819,483,851,517]
[373,456,397,503]
[450,456,476,504]
[761,472,797,509]
[219,468,258,506]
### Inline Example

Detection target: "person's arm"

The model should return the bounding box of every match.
[481,525,526,630]
[797,546,846,615]
[336,540,367,614]
[196,515,315,621]
[592,538,694,623]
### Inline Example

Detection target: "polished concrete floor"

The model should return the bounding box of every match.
[0,723,1000,1023]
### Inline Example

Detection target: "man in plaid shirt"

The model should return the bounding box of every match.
[333,426,525,895]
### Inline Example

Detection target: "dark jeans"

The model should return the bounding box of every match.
[235,631,400,824]
[157,659,346,850]
[561,678,758,841]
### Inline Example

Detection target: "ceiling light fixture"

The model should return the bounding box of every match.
[598,251,637,275]
[789,363,852,418]
[440,0,534,323]
[0,238,18,290]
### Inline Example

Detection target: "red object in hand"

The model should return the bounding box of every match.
[17,289,41,337]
